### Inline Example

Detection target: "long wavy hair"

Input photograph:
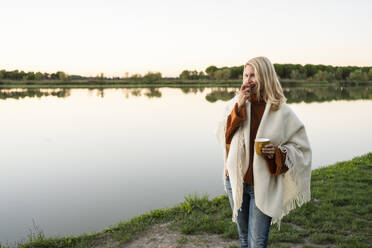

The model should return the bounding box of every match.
[244,56,287,110]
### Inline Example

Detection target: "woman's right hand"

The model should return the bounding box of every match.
[237,83,250,110]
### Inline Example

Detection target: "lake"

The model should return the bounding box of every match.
[1,85,372,244]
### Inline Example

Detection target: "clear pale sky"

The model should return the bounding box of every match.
[1,0,371,77]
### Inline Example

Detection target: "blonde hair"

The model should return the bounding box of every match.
[244,56,287,110]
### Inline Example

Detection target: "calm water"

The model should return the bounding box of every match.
[1,86,372,244]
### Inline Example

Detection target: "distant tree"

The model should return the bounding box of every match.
[130,73,142,83]
[343,66,358,79]
[68,74,86,80]
[130,73,142,79]
[213,70,222,80]
[50,72,58,80]
[143,71,162,83]
[274,64,284,78]
[230,66,244,79]
[8,70,16,80]
[180,70,205,80]
[214,68,231,80]
[312,69,335,82]
[368,68,372,81]
[35,72,43,80]
[313,71,328,81]
[304,64,318,78]
[335,67,344,80]
[19,71,27,80]
[326,72,336,82]
[290,70,297,80]
[363,71,369,81]
[95,73,105,80]
[8,70,21,80]
[198,71,206,79]
[290,69,306,80]
[180,70,191,80]
[206,66,218,79]
[349,69,364,81]
[56,71,67,80]
[26,72,36,80]
[280,64,294,79]
[189,70,200,80]
[223,68,232,80]
[0,70,4,79]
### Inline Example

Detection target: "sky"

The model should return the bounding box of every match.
[1,0,371,77]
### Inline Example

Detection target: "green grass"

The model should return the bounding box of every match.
[2,153,371,247]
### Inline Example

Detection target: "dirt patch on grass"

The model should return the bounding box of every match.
[119,223,239,248]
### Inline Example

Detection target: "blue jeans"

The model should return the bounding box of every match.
[225,176,272,248]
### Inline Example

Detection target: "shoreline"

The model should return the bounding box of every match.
[1,79,372,89]
[3,153,372,247]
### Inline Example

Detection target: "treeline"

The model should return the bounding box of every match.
[0,70,69,81]
[2,63,372,84]
[180,64,372,82]
[0,70,163,83]
[127,72,162,83]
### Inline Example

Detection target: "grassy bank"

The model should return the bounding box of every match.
[2,153,371,248]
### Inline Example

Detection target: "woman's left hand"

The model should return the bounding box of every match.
[262,143,275,159]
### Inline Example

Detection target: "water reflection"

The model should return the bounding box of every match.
[180,87,205,94]
[284,86,372,103]
[1,85,372,103]
[144,88,162,98]
[131,89,141,97]
[203,86,372,103]
[205,86,372,103]
[0,88,71,100]
[205,89,236,102]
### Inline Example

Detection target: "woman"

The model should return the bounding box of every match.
[216,56,312,248]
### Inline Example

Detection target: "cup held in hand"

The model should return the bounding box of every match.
[255,138,270,156]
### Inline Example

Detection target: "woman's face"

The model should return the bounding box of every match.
[243,65,257,94]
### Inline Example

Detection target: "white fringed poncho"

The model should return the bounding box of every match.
[216,95,312,228]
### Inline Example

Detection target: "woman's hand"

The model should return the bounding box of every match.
[225,169,229,177]
[262,143,275,159]
[237,83,250,110]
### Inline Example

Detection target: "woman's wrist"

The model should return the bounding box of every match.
[237,100,244,110]
[237,104,241,112]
